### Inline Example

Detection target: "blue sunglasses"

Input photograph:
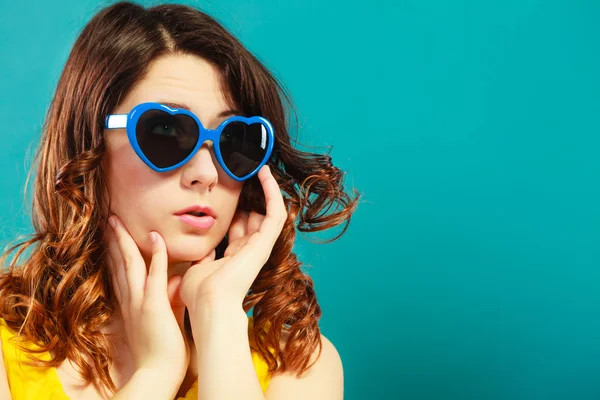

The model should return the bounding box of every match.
[104,102,275,181]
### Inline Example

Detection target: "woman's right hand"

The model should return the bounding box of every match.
[104,214,190,391]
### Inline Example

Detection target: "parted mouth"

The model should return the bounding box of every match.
[174,205,216,219]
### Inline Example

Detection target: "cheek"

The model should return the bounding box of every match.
[105,144,167,241]
[106,144,155,202]
[214,184,244,228]
[103,140,246,261]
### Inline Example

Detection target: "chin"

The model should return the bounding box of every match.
[167,250,212,264]
[165,236,222,262]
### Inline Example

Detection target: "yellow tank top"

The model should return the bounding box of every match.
[0,317,271,399]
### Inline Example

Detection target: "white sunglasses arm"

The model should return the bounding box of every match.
[105,114,128,129]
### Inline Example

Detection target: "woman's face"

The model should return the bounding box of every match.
[102,53,243,272]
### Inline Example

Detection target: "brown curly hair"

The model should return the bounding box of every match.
[0,1,360,394]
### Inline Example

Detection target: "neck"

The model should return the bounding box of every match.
[139,251,194,279]
[167,260,193,279]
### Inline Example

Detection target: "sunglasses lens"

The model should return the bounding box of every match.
[136,110,199,168]
[219,121,271,178]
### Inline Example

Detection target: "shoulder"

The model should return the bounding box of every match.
[266,330,344,400]
[0,320,12,398]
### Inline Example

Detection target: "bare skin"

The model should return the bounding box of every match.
[57,53,242,399]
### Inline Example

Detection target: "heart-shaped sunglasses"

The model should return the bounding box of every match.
[104,102,275,181]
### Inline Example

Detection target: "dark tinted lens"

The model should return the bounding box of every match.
[136,110,199,168]
[219,121,270,177]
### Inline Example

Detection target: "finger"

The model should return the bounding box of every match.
[228,209,249,242]
[180,256,228,306]
[104,248,122,305]
[167,275,185,329]
[247,211,265,235]
[145,231,168,298]
[218,233,266,298]
[224,236,248,258]
[196,248,216,265]
[104,227,128,306]
[109,215,147,306]
[257,165,287,243]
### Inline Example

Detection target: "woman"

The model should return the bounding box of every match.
[0,2,358,399]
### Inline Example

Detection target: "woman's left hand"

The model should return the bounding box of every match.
[179,165,287,312]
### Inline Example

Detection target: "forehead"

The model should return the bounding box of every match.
[115,53,234,125]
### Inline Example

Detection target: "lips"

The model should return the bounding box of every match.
[174,205,217,219]
[176,214,215,229]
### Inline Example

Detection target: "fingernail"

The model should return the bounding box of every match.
[108,217,116,229]
[149,232,156,243]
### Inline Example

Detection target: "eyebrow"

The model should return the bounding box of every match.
[157,101,239,118]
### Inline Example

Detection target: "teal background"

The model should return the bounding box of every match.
[1,0,599,399]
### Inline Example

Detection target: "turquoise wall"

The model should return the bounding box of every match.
[1,1,599,399]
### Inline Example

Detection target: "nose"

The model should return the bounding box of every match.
[180,140,218,190]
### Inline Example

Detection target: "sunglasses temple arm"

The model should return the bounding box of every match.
[105,114,128,129]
